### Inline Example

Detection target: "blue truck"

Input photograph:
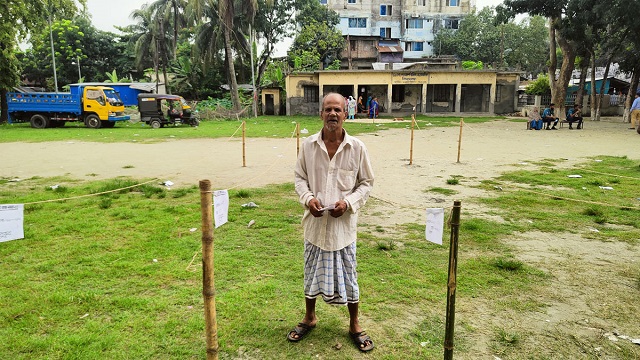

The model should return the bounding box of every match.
[6,85,130,129]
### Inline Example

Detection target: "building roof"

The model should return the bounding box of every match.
[377,45,403,53]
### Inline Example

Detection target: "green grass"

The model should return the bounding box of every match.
[0,115,503,143]
[1,155,638,359]
[424,187,458,196]
[478,156,640,242]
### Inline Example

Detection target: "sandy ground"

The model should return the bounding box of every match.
[3,117,639,222]
[2,117,640,358]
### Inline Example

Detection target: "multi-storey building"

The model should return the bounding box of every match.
[323,0,474,68]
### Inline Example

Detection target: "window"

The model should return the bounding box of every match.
[380,27,391,38]
[304,86,319,102]
[347,0,356,3]
[417,0,426,5]
[392,85,405,102]
[86,89,106,105]
[447,0,459,6]
[444,19,459,29]
[348,18,367,28]
[404,41,424,51]
[496,85,503,102]
[319,0,327,4]
[380,4,392,16]
[406,19,423,29]
[350,40,357,51]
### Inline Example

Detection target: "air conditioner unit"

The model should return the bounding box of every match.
[411,13,419,18]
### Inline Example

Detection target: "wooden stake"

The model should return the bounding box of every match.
[443,200,462,360]
[296,122,300,156]
[409,114,415,165]
[456,118,463,163]
[242,121,246,167]
[199,180,219,360]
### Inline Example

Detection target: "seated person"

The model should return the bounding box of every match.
[566,104,583,129]
[542,103,559,130]
[528,107,543,130]
[167,104,182,120]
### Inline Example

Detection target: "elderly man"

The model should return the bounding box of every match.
[289,93,375,352]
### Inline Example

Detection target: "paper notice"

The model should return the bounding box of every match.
[425,208,444,245]
[0,204,24,243]
[213,190,229,228]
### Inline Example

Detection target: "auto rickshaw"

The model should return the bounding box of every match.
[137,94,199,128]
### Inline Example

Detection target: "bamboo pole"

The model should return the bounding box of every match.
[443,200,462,360]
[409,114,415,165]
[242,121,246,167]
[199,180,219,360]
[296,122,300,156]
[456,118,463,163]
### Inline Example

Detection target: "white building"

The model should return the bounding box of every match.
[324,0,474,68]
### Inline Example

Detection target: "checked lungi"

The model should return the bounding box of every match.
[303,241,359,305]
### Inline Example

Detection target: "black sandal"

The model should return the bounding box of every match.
[349,331,374,352]
[287,322,315,342]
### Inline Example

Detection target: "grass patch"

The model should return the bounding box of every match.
[426,187,458,196]
[494,257,523,271]
[1,155,638,358]
[0,115,504,143]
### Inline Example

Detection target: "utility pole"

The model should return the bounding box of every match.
[48,14,58,92]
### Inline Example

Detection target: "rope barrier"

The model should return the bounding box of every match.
[227,122,244,141]
[22,178,159,205]
[11,123,300,206]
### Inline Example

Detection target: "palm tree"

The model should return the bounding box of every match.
[129,4,172,94]
[148,0,185,60]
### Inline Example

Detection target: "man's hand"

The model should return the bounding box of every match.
[328,200,348,218]
[308,198,324,217]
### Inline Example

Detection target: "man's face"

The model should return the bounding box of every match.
[321,94,346,132]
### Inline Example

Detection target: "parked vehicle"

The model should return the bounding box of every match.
[137,94,199,128]
[6,85,130,129]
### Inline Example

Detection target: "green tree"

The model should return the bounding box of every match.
[127,4,173,93]
[498,0,583,117]
[253,0,297,90]
[434,7,548,75]
[1,0,83,123]
[289,21,344,70]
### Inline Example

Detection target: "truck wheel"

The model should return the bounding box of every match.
[150,120,162,129]
[30,114,49,129]
[85,115,102,129]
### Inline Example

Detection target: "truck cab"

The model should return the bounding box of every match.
[76,85,129,128]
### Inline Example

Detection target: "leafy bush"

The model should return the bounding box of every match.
[525,74,550,95]
[462,60,484,70]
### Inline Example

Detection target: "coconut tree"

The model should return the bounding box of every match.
[128,4,172,94]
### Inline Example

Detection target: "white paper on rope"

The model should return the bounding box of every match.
[213,190,229,228]
[425,208,445,245]
[0,204,25,243]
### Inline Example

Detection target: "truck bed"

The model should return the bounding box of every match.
[6,92,82,115]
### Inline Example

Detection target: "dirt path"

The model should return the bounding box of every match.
[2,118,639,358]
